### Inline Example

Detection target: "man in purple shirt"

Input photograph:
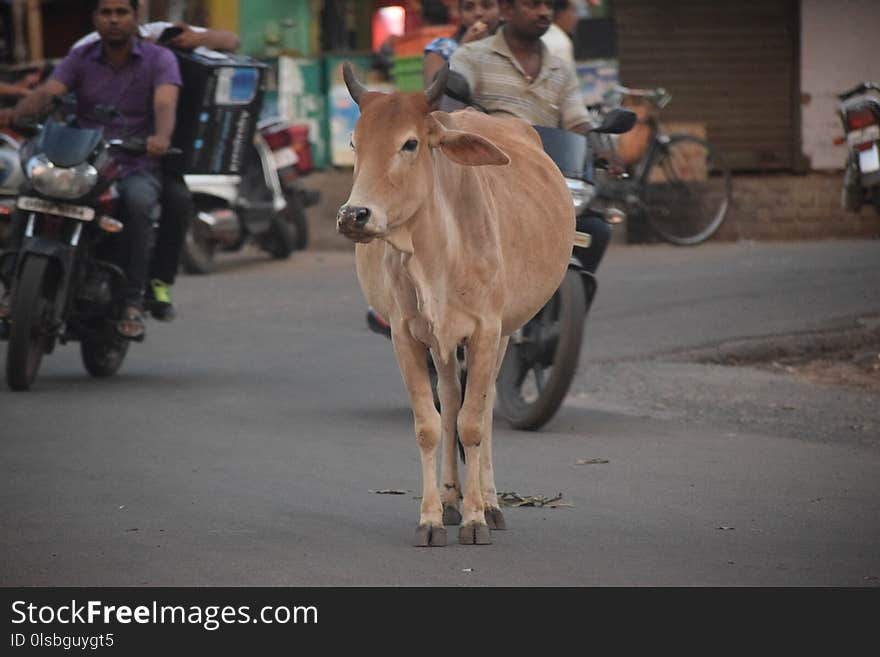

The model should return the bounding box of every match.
[6,0,181,339]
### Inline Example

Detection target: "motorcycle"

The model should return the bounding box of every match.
[837,82,880,214]
[367,72,635,430]
[494,119,632,430]
[0,113,174,391]
[180,117,317,274]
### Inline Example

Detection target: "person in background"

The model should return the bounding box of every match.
[422,0,501,86]
[541,0,578,70]
[70,19,239,52]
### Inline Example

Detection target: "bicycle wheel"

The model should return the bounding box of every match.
[643,134,732,246]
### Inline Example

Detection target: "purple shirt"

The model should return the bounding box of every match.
[51,38,181,174]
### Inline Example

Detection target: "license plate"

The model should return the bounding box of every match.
[846,123,880,146]
[271,146,298,170]
[574,231,592,248]
[859,144,880,174]
[17,196,95,221]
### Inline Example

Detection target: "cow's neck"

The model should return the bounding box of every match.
[382,203,457,362]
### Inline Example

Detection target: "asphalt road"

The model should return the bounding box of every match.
[1,239,878,586]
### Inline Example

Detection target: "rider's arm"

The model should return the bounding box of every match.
[11,78,68,122]
[0,81,30,98]
[558,66,591,133]
[148,83,179,156]
[167,25,240,52]
[147,47,182,156]
[423,51,447,88]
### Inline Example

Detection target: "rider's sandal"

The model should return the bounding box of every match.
[117,305,146,341]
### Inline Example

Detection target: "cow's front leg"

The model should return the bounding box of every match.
[392,328,446,547]
[457,322,502,545]
[433,347,462,526]
[481,335,509,531]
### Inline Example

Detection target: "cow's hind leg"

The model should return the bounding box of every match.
[457,322,502,545]
[481,335,509,531]
[433,348,462,526]
[393,329,446,547]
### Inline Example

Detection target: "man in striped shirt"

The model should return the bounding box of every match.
[450,0,591,135]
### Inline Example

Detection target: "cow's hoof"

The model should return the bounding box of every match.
[458,522,491,545]
[414,524,447,547]
[443,505,462,526]
[485,507,506,530]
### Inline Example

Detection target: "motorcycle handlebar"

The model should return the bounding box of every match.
[108,138,182,156]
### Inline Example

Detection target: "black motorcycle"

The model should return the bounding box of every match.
[0,116,170,390]
[494,118,633,430]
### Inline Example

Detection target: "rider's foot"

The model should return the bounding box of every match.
[366,307,391,339]
[146,279,176,322]
[117,305,146,341]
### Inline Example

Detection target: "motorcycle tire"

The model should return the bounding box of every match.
[495,269,586,431]
[181,215,218,275]
[81,335,129,378]
[6,255,52,391]
[260,212,297,259]
[285,192,309,251]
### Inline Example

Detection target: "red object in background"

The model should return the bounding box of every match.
[372,5,407,51]
[847,108,876,131]
[289,125,313,174]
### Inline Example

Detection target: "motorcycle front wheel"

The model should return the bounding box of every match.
[496,269,586,431]
[6,256,53,391]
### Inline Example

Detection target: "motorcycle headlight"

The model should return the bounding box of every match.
[26,154,98,200]
[565,178,595,212]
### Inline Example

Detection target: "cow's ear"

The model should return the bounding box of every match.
[427,115,510,166]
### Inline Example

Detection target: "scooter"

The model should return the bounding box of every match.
[180,117,317,274]
[837,82,880,214]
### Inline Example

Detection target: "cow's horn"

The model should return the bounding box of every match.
[425,63,449,107]
[343,62,367,106]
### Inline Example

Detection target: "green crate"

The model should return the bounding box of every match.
[392,56,424,92]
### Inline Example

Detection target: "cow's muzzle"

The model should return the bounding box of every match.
[337,205,375,241]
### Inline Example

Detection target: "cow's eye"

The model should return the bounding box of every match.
[402,139,418,152]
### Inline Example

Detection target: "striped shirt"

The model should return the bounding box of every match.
[449,29,589,131]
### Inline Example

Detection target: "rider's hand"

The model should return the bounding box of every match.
[167,24,205,50]
[146,135,171,156]
[460,20,489,44]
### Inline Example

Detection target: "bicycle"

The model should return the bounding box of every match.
[595,85,733,246]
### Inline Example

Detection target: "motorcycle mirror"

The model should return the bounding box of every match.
[444,71,473,105]
[594,108,638,135]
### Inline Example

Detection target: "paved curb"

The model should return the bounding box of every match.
[668,315,880,365]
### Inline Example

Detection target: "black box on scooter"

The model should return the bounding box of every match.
[167,48,267,175]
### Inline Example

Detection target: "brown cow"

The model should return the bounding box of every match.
[337,64,573,546]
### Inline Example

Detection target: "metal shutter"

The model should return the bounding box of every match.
[615,0,800,171]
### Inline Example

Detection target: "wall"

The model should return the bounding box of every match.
[238,0,314,57]
[801,0,880,171]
